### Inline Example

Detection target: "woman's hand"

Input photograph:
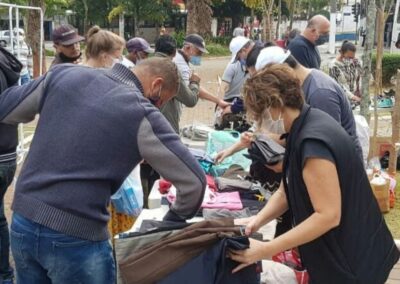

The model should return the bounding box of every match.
[215,148,232,164]
[240,132,254,148]
[228,239,270,273]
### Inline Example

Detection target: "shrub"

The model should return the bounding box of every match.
[205,43,230,57]
[372,53,400,86]
[171,30,186,48]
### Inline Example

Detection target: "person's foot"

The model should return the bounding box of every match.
[2,278,14,284]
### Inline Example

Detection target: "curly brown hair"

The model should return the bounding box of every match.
[243,63,304,124]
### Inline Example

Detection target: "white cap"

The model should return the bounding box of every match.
[255,46,291,71]
[229,36,250,63]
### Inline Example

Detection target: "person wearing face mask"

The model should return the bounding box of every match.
[287,15,330,69]
[0,57,206,283]
[123,37,155,68]
[329,41,362,103]
[84,26,125,69]
[173,34,229,109]
[216,46,362,165]
[229,64,399,284]
[220,37,253,105]
[50,24,85,68]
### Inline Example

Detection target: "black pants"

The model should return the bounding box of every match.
[140,163,160,208]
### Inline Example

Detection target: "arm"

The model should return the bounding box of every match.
[174,74,199,107]
[261,158,341,256]
[221,63,234,98]
[137,113,207,220]
[199,87,230,108]
[230,158,342,271]
[0,73,49,124]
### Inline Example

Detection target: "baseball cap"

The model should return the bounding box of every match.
[229,36,250,63]
[126,38,155,53]
[52,24,84,45]
[255,46,291,71]
[184,34,208,54]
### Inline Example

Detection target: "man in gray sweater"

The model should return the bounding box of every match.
[0,58,206,283]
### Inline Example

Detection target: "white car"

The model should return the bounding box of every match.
[0,28,25,47]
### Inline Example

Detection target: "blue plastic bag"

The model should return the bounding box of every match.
[111,166,143,216]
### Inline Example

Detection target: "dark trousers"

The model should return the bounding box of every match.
[140,163,160,208]
[0,160,16,281]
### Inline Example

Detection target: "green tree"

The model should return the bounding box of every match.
[244,0,275,41]
[108,0,175,37]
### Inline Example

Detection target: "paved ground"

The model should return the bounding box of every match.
[4,53,400,282]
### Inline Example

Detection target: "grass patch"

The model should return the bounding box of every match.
[385,172,400,239]
[45,49,55,57]
[205,43,230,57]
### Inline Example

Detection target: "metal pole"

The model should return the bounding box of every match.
[16,7,20,59]
[8,6,13,54]
[329,0,337,54]
[40,9,43,75]
[355,0,358,45]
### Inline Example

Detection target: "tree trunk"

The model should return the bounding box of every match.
[26,0,46,78]
[289,0,297,30]
[83,0,89,35]
[307,0,312,19]
[186,0,212,36]
[371,7,385,157]
[276,0,282,39]
[360,0,376,122]
[388,70,400,175]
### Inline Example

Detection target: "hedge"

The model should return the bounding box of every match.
[372,53,400,86]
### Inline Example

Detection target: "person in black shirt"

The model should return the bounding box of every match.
[287,15,330,69]
[229,64,399,283]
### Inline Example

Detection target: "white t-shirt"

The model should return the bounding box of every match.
[121,57,135,69]
[173,51,191,85]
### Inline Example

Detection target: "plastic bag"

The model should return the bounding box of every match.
[111,166,143,216]
[206,130,251,176]
[354,115,370,168]
[272,249,309,284]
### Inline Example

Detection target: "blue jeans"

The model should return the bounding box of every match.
[10,213,115,284]
[0,160,16,281]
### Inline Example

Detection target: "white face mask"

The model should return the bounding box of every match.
[261,109,286,135]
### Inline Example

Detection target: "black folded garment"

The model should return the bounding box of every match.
[244,136,285,166]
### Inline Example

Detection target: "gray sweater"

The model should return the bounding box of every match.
[0,63,206,241]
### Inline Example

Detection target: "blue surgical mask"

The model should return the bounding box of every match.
[239,58,247,66]
[190,55,202,66]
[315,34,329,46]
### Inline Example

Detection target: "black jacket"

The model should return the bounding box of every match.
[283,105,399,284]
[0,46,22,157]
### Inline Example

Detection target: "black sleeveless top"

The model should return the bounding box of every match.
[283,105,399,284]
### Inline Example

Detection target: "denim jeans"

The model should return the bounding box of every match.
[0,160,16,281]
[10,213,115,284]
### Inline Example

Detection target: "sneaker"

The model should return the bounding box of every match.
[2,279,14,284]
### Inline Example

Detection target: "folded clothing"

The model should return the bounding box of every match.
[167,187,243,210]
[159,175,216,194]
[202,208,252,220]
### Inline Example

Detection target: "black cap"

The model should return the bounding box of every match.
[184,34,208,54]
[52,24,84,45]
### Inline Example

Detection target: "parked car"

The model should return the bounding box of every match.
[0,28,25,47]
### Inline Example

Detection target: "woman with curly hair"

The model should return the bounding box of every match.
[229,64,399,284]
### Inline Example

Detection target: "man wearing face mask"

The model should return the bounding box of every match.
[287,15,330,69]
[174,34,229,109]
[0,57,206,283]
[123,37,155,68]
[50,24,85,68]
